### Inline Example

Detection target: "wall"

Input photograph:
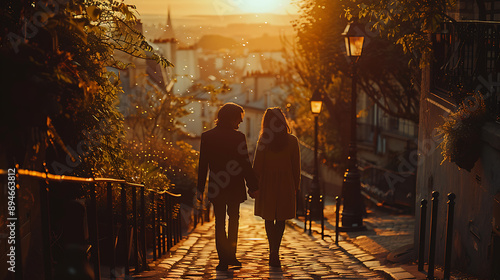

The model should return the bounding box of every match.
[242,74,276,103]
[175,48,199,95]
[415,67,500,278]
[181,100,218,139]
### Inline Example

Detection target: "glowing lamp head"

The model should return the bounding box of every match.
[342,21,366,58]
[310,92,323,115]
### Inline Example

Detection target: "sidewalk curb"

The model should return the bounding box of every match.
[287,218,425,280]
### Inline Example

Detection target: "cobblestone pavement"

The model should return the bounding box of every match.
[289,200,421,280]
[141,200,384,279]
[323,203,415,261]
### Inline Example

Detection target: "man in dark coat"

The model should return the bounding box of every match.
[197,102,258,271]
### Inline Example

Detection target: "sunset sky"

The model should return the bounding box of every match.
[128,0,299,17]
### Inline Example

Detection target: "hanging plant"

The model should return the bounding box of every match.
[437,92,492,171]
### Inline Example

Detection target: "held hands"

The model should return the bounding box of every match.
[196,191,203,202]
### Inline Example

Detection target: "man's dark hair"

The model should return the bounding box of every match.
[215,103,244,126]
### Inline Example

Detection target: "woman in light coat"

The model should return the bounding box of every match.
[253,107,301,267]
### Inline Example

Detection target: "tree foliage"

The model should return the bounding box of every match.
[284,0,353,166]
[120,78,196,191]
[343,0,456,65]
[287,0,421,167]
[0,0,172,180]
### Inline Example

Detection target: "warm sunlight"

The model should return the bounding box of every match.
[236,0,284,14]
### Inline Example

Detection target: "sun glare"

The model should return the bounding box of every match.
[237,0,284,14]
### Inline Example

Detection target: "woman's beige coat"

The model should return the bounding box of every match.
[253,134,301,220]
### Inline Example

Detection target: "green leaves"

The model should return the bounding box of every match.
[346,0,457,65]
[152,53,175,68]
[0,0,174,179]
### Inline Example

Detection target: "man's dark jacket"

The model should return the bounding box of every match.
[197,125,258,203]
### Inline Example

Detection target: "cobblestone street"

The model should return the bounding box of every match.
[141,201,384,279]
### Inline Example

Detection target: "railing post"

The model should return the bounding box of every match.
[200,196,205,225]
[320,195,324,240]
[107,182,116,279]
[428,191,439,280]
[89,183,101,280]
[120,185,129,276]
[193,197,199,229]
[132,185,139,272]
[165,193,171,251]
[168,195,174,249]
[335,196,340,245]
[418,199,428,271]
[151,192,156,261]
[175,200,179,243]
[140,186,147,270]
[159,195,164,256]
[172,198,177,245]
[177,198,182,242]
[40,179,53,280]
[304,195,308,233]
[173,197,178,244]
[308,195,312,235]
[444,193,456,280]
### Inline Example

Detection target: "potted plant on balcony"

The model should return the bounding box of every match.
[438,93,491,171]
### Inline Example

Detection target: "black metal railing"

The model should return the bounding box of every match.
[303,194,325,239]
[193,195,211,228]
[431,21,500,116]
[417,190,456,280]
[1,168,183,280]
[357,121,418,150]
[359,165,416,211]
[357,122,377,146]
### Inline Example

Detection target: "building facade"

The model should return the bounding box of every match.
[414,0,500,277]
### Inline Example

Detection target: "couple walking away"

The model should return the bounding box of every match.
[197,102,301,271]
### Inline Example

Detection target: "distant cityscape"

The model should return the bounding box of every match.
[115,9,295,155]
[141,13,297,46]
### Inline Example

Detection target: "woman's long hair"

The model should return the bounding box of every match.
[258,107,291,151]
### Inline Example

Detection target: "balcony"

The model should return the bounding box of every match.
[431,21,500,116]
[357,118,418,153]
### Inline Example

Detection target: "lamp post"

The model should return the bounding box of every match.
[309,91,323,219]
[339,21,366,231]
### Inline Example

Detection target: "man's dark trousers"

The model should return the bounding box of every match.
[213,201,240,262]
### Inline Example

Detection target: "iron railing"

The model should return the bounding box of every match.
[417,191,456,280]
[303,194,325,239]
[359,165,416,211]
[431,21,500,114]
[357,121,418,151]
[1,168,183,280]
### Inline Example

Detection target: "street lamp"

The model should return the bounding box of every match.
[309,91,323,219]
[339,21,366,231]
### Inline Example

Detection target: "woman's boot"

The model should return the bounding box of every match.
[270,221,285,267]
[265,220,279,267]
